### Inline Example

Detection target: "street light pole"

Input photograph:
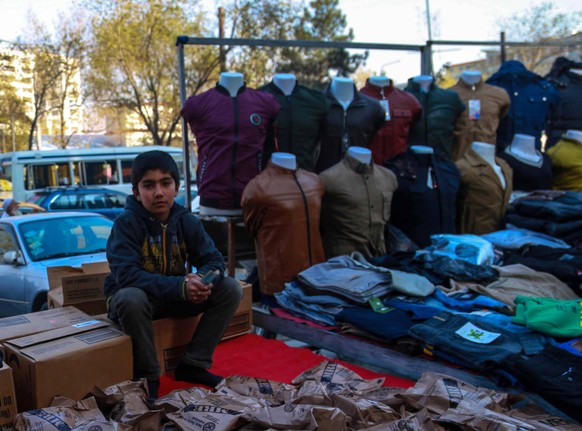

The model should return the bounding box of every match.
[425,0,433,41]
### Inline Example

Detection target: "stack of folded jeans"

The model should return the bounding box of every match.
[505,191,582,245]
[296,255,393,304]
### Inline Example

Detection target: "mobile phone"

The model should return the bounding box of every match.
[200,271,219,285]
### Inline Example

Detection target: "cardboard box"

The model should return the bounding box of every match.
[48,288,107,315]
[0,362,17,429]
[153,281,253,374]
[5,319,132,412]
[0,307,91,344]
[46,262,109,314]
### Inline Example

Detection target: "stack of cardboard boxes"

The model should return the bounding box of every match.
[0,262,253,424]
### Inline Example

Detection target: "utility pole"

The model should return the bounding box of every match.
[425,0,434,75]
[218,7,226,72]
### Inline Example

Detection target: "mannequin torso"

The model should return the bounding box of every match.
[347,146,372,164]
[330,77,355,110]
[472,141,506,189]
[273,73,296,96]
[271,152,297,170]
[218,72,244,97]
[412,75,433,92]
[460,70,482,86]
[506,134,542,165]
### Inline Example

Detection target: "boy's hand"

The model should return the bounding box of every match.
[185,273,213,303]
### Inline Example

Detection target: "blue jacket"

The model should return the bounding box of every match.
[486,60,560,151]
[104,195,224,301]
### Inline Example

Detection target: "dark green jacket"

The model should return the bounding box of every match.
[405,79,466,158]
[259,82,329,172]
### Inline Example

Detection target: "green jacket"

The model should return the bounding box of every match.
[405,79,466,158]
[319,154,398,259]
[259,82,329,172]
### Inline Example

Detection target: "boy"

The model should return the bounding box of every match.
[104,150,242,400]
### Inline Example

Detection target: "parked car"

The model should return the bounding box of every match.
[0,212,113,317]
[25,187,128,220]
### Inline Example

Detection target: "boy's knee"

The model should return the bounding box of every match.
[220,276,243,304]
[115,288,150,313]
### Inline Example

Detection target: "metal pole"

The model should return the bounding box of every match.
[500,32,506,63]
[425,0,433,42]
[176,39,192,212]
[218,7,226,73]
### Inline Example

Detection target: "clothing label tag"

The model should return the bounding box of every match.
[455,322,500,344]
[426,167,434,188]
[368,297,393,314]
[379,99,391,121]
[468,99,481,120]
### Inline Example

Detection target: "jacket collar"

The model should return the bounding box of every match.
[456,78,484,91]
[265,81,299,97]
[215,82,247,96]
[363,79,395,98]
[464,148,512,193]
[325,84,368,108]
[267,160,297,174]
[406,78,436,93]
[344,152,374,174]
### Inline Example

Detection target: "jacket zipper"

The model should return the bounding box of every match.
[231,97,239,208]
[161,223,168,274]
[287,95,293,154]
[292,172,313,265]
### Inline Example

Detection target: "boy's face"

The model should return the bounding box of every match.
[133,168,178,222]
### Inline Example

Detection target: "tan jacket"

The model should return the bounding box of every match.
[456,149,513,235]
[450,79,510,161]
[319,154,398,259]
[241,162,325,296]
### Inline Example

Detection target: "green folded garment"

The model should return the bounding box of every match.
[512,295,582,338]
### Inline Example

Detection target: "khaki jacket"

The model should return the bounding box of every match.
[450,79,510,161]
[241,162,325,295]
[456,149,513,235]
[319,154,398,259]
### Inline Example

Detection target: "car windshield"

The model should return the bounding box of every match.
[18,215,113,261]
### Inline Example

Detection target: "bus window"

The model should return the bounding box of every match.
[121,160,132,183]
[25,162,77,189]
[84,160,120,186]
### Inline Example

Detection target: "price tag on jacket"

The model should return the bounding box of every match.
[379,100,391,121]
[468,99,481,120]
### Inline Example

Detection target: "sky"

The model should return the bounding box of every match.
[0,0,580,84]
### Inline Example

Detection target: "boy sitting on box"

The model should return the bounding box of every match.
[104,150,242,400]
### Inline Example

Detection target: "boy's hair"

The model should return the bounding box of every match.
[131,150,180,190]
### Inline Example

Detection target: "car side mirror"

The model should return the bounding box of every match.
[3,250,24,265]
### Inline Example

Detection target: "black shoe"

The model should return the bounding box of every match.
[147,378,160,401]
[174,363,224,388]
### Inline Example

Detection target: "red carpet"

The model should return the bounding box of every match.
[160,333,415,396]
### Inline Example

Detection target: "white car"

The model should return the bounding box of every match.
[0,212,112,317]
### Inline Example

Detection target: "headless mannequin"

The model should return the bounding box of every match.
[347,146,372,164]
[369,76,391,88]
[472,141,506,189]
[460,70,482,86]
[218,72,244,97]
[564,129,582,142]
[507,134,542,165]
[413,75,433,93]
[273,73,296,96]
[330,77,355,110]
[271,152,297,170]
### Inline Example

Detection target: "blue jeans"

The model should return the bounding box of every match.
[409,311,547,371]
[108,276,242,381]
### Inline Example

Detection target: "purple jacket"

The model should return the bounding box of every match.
[182,84,280,209]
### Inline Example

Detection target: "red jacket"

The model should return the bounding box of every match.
[360,79,422,163]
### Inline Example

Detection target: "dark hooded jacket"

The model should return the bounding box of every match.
[316,85,385,173]
[486,60,560,151]
[104,195,224,301]
[545,57,582,148]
